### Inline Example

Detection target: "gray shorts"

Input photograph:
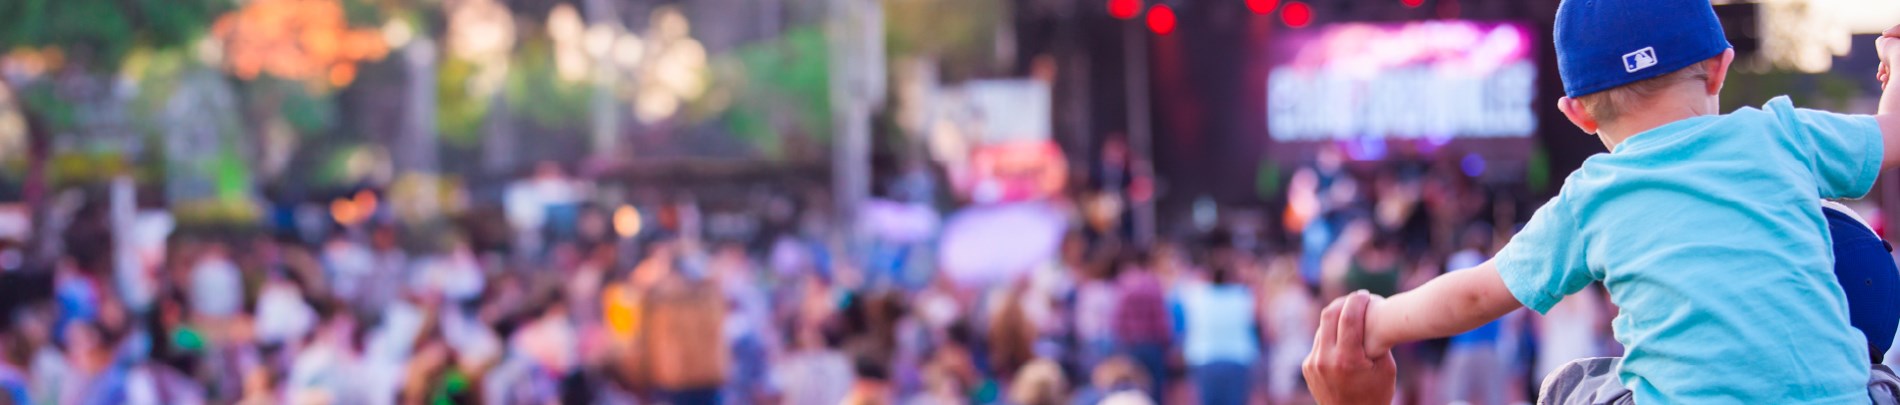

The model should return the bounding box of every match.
[1537,358,1900,405]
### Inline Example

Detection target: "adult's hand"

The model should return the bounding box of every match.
[1302,291,1398,405]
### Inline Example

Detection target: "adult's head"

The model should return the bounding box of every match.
[1821,201,1900,363]
[1008,358,1069,405]
[1090,355,1151,393]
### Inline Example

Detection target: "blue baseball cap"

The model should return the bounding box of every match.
[1554,0,1732,98]
[1823,203,1900,357]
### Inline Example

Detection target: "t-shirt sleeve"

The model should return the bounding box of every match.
[1493,194,1594,314]
[1767,96,1886,199]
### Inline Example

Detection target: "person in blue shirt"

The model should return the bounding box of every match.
[1438,226,1508,405]
[1317,2,1900,403]
[1170,264,1259,405]
[0,332,28,405]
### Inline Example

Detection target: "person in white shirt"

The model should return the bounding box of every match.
[189,245,243,320]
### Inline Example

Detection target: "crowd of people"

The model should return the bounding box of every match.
[0,151,1629,405]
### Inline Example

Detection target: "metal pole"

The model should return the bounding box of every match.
[1123,22,1155,245]
[834,104,868,236]
[400,41,441,217]
[585,0,620,159]
[830,0,883,247]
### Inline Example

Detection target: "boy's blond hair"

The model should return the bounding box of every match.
[1577,56,1721,124]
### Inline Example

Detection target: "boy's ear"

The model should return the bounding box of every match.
[1558,97,1598,135]
[1706,48,1736,96]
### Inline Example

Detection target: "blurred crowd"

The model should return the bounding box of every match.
[0,149,1622,405]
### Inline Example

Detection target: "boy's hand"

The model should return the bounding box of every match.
[1881,25,1900,86]
[1881,61,1890,88]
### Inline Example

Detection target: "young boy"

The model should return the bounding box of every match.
[1354,0,1900,402]
[1538,202,1900,404]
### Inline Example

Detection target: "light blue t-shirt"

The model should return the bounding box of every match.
[1173,282,1260,366]
[1496,96,1881,403]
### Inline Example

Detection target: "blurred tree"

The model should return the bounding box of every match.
[884,0,1007,79]
[505,39,594,130]
[1721,70,1865,113]
[437,57,489,146]
[719,26,833,159]
[0,0,230,263]
[0,0,227,72]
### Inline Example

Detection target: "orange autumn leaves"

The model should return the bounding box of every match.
[211,0,387,86]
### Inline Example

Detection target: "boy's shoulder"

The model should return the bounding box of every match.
[1710,95,1878,157]
[1564,95,1879,204]
[1698,96,1799,133]
[1585,96,1804,164]
[1721,96,1797,125]
[1713,95,1857,136]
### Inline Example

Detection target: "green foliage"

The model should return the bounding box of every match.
[47,151,129,185]
[18,84,76,132]
[1254,159,1282,201]
[135,0,226,48]
[1527,144,1550,194]
[0,0,229,72]
[170,197,262,225]
[209,146,253,202]
[722,26,832,156]
[341,0,386,26]
[123,48,191,119]
[723,106,774,151]
[504,40,592,130]
[0,159,24,176]
[1721,70,1868,113]
[281,87,339,135]
[310,143,365,186]
[437,57,489,146]
[884,0,1005,77]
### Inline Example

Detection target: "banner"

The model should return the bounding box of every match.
[1267,21,1537,141]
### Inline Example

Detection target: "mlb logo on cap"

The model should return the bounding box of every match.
[1623,47,1658,73]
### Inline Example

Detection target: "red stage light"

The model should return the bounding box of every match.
[1247,0,1279,14]
[1108,0,1142,20]
[1146,4,1176,35]
[1281,1,1312,28]
[1401,0,1424,8]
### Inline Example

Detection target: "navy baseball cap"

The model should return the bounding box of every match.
[1554,0,1732,98]
[1823,202,1900,356]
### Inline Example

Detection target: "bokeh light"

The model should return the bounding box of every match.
[1107,0,1141,20]
[210,0,388,86]
[1282,1,1313,28]
[614,205,644,238]
[1462,153,1487,178]
[1248,0,1280,15]
[1146,4,1176,35]
[548,3,590,82]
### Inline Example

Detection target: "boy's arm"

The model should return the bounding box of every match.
[1362,259,1522,354]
